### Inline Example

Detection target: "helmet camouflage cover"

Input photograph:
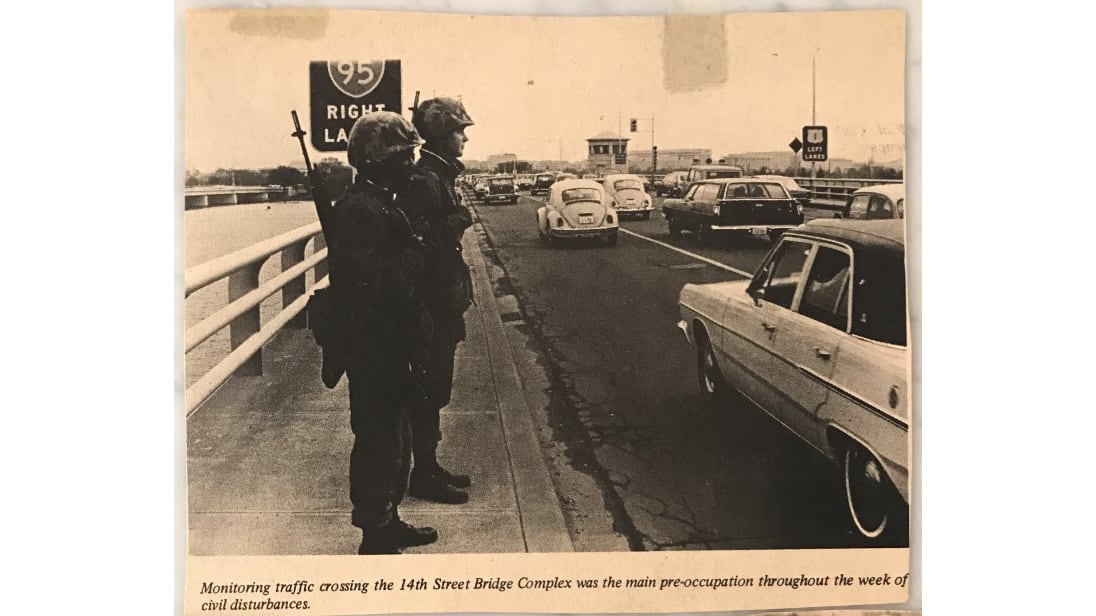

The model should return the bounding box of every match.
[346,111,422,169]
[411,97,474,142]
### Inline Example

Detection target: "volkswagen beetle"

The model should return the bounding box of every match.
[536,178,619,247]
[602,173,654,220]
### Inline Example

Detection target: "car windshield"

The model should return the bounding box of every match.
[613,179,643,191]
[489,178,513,186]
[724,183,789,199]
[536,175,554,182]
[561,188,602,203]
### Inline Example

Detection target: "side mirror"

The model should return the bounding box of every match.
[749,286,765,307]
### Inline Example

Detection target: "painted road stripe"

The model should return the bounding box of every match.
[513,192,754,278]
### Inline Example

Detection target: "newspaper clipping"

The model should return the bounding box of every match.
[183,7,912,615]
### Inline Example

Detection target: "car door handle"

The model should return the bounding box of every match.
[762,322,777,332]
[814,347,832,359]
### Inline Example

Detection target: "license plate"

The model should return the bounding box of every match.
[751,227,767,235]
[626,198,636,204]
[579,214,594,224]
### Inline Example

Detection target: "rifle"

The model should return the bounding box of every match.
[291,110,345,388]
[291,110,333,238]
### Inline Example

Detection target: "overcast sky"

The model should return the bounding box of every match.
[186,9,905,171]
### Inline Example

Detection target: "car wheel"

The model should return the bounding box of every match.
[667,216,681,239]
[546,231,559,248]
[695,223,710,246]
[843,443,901,540]
[695,327,725,404]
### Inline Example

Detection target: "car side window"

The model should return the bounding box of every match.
[896,198,905,219]
[868,195,893,219]
[684,184,700,200]
[847,194,871,219]
[695,183,719,201]
[757,240,811,309]
[799,246,851,331]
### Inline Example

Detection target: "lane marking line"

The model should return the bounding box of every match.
[502,193,753,278]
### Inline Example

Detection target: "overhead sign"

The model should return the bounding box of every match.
[801,125,828,161]
[615,153,627,165]
[309,60,402,151]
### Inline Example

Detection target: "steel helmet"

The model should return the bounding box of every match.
[346,111,422,169]
[411,97,474,142]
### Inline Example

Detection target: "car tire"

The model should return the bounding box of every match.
[696,327,725,404]
[667,216,681,239]
[546,231,559,249]
[843,443,904,541]
[695,223,711,246]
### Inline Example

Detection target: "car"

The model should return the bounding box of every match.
[535,178,619,247]
[530,172,556,196]
[602,173,654,219]
[473,178,489,200]
[840,184,905,220]
[680,163,744,196]
[483,174,518,204]
[753,174,812,207]
[678,218,909,542]
[516,175,534,191]
[661,178,804,244]
[655,171,689,197]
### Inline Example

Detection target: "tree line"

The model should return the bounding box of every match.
[185,158,355,197]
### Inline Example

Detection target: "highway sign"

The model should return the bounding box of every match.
[801,125,827,161]
[615,153,627,165]
[789,137,802,154]
[309,60,402,151]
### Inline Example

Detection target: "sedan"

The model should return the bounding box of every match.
[753,174,812,207]
[678,219,909,542]
[536,178,619,247]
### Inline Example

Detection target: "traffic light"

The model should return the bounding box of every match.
[652,145,658,172]
[630,118,637,132]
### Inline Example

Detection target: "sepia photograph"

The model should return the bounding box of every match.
[183,6,914,614]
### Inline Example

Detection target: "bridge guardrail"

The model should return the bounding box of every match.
[797,177,902,205]
[184,222,328,417]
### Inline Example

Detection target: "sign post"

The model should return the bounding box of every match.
[309,60,402,152]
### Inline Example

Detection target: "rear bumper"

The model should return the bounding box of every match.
[549,226,617,238]
[485,193,516,202]
[708,223,799,234]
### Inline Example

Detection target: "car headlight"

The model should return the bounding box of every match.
[713,205,721,216]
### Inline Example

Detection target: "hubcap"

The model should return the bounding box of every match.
[845,446,889,538]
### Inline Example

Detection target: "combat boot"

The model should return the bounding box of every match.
[357,528,402,555]
[435,465,471,489]
[391,519,439,547]
[409,470,469,504]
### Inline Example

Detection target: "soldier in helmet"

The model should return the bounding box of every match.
[399,96,476,504]
[327,111,438,554]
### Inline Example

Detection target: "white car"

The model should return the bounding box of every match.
[602,173,654,220]
[678,219,909,541]
[536,178,619,247]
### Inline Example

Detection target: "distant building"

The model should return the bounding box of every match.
[586,132,629,175]
[628,148,712,173]
[486,153,519,172]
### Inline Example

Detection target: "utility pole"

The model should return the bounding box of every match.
[811,51,817,179]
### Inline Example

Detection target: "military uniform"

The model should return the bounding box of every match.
[327,177,432,533]
[401,149,473,489]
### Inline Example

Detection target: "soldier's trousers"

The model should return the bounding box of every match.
[411,311,466,471]
[346,359,414,530]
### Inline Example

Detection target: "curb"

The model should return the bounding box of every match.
[462,212,574,553]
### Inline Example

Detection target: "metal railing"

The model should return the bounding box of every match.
[184,222,328,417]
[798,177,902,204]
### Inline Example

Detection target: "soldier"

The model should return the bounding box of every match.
[400,96,476,504]
[327,111,438,554]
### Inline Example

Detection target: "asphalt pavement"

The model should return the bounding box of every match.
[470,192,890,550]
